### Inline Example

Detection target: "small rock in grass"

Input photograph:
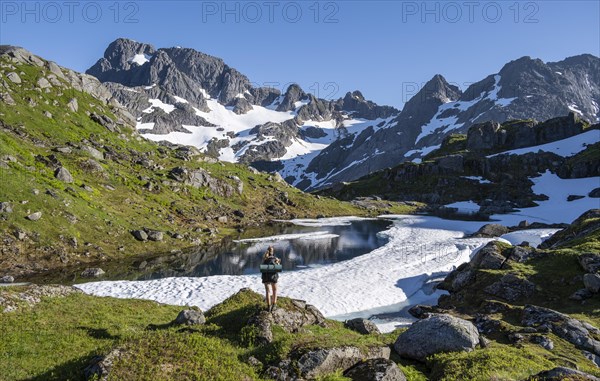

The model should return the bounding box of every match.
[1,275,15,283]
[172,309,205,326]
[80,268,105,278]
[131,230,148,242]
[26,212,42,221]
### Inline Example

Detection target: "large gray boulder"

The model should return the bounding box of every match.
[344,358,407,381]
[172,309,205,326]
[393,314,480,361]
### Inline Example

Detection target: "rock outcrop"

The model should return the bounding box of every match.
[393,314,480,361]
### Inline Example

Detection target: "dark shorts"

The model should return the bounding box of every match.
[262,272,279,284]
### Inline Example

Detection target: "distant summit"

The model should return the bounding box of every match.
[87,38,600,190]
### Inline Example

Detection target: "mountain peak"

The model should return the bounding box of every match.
[102,38,156,68]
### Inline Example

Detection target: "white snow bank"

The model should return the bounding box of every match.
[499,229,559,248]
[76,215,493,331]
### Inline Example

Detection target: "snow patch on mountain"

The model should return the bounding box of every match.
[129,53,152,66]
[143,99,176,114]
[415,75,517,144]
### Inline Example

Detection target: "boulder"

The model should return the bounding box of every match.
[484,274,535,302]
[82,146,104,160]
[25,212,42,221]
[530,335,554,350]
[583,350,600,368]
[589,188,600,198]
[393,314,480,361]
[507,245,535,263]
[438,263,475,292]
[6,72,21,83]
[344,358,407,381]
[67,98,78,112]
[0,202,12,213]
[583,273,600,293]
[522,305,600,356]
[246,298,326,345]
[297,346,390,379]
[569,288,593,301]
[173,309,205,326]
[579,253,600,273]
[408,304,436,319]
[247,311,274,345]
[80,268,105,278]
[472,223,510,237]
[84,348,125,381]
[1,275,15,283]
[471,242,506,269]
[529,367,600,381]
[37,77,51,89]
[54,167,74,183]
[344,318,381,335]
[131,230,148,241]
[145,229,164,242]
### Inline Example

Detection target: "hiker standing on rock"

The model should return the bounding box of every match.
[261,246,281,312]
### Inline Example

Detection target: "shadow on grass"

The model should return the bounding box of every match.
[20,351,96,381]
[76,326,120,340]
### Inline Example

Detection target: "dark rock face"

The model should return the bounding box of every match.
[344,318,381,335]
[87,38,276,107]
[344,358,407,381]
[393,314,480,361]
[522,305,600,356]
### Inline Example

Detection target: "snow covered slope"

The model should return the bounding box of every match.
[88,39,600,190]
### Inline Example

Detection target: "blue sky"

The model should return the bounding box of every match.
[1,0,598,108]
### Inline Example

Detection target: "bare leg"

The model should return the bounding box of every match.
[264,284,271,307]
[271,283,278,306]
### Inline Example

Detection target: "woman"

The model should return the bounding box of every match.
[261,246,281,312]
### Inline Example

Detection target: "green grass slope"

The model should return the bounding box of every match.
[0,52,416,278]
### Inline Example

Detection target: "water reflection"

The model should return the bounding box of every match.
[137,219,392,280]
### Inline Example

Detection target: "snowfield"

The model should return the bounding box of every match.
[76,214,562,332]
